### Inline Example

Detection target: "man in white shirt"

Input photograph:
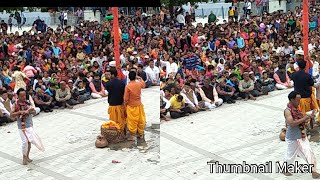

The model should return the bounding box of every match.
[281,42,293,55]
[63,11,68,27]
[311,56,319,78]
[119,50,127,65]
[176,12,185,29]
[164,57,178,78]
[145,60,160,86]
[94,52,107,68]
[245,0,252,18]
[0,90,13,125]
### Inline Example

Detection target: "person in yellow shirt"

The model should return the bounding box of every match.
[228,7,234,22]
[76,49,85,61]
[124,71,146,141]
[169,93,192,119]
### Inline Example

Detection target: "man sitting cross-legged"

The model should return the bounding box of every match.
[169,91,192,119]
[33,88,54,113]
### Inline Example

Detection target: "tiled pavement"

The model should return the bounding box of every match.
[2,86,320,180]
[161,89,320,180]
[0,87,160,180]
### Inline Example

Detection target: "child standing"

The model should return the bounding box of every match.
[228,7,234,22]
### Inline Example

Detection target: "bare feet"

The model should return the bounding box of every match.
[26,157,33,163]
[312,172,320,179]
[127,135,136,141]
[250,96,257,100]
[283,172,293,176]
[22,157,28,165]
[137,134,145,140]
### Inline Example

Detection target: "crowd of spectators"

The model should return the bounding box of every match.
[0,7,161,126]
[160,5,320,120]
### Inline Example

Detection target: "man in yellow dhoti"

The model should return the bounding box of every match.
[292,60,318,129]
[124,71,146,141]
[105,68,126,133]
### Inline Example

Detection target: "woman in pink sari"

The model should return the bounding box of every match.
[11,88,44,165]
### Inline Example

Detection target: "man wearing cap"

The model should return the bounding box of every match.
[124,71,146,141]
[107,60,126,83]
[105,68,126,135]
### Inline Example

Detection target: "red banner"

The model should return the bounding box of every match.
[112,7,120,67]
[302,0,309,72]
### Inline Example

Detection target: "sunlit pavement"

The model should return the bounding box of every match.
[0,87,160,180]
[160,89,320,180]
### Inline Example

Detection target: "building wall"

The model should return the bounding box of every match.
[268,0,287,13]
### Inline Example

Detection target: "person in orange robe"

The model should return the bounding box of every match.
[124,71,146,141]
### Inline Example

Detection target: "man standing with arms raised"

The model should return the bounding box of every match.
[124,71,146,141]
[105,68,126,135]
[292,60,318,129]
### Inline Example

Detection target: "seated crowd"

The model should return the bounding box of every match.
[0,9,162,125]
[159,5,320,120]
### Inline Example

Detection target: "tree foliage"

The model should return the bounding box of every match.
[160,0,208,7]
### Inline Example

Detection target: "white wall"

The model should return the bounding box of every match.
[191,2,232,17]
[268,0,287,13]
[0,12,51,25]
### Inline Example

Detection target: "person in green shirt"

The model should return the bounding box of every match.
[208,11,217,24]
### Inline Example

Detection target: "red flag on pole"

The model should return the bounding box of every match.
[302,0,309,73]
[112,7,120,67]
[111,7,126,80]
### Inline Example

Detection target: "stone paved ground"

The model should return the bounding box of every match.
[161,89,320,180]
[0,87,160,180]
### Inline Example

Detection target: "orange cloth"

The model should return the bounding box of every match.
[299,97,312,115]
[124,80,145,107]
[299,88,320,122]
[126,104,146,135]
[311,87,319,110]
[108,105,126,131]
[101,120,120,130]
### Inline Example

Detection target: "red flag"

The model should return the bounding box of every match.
[112,7,120,67]
[302,0,309,73]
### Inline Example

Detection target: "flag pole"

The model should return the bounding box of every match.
[112,7,120,67]
[302,0,309,73]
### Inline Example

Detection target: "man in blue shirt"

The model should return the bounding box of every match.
[236,34,245,49]
[51,43,62,58]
